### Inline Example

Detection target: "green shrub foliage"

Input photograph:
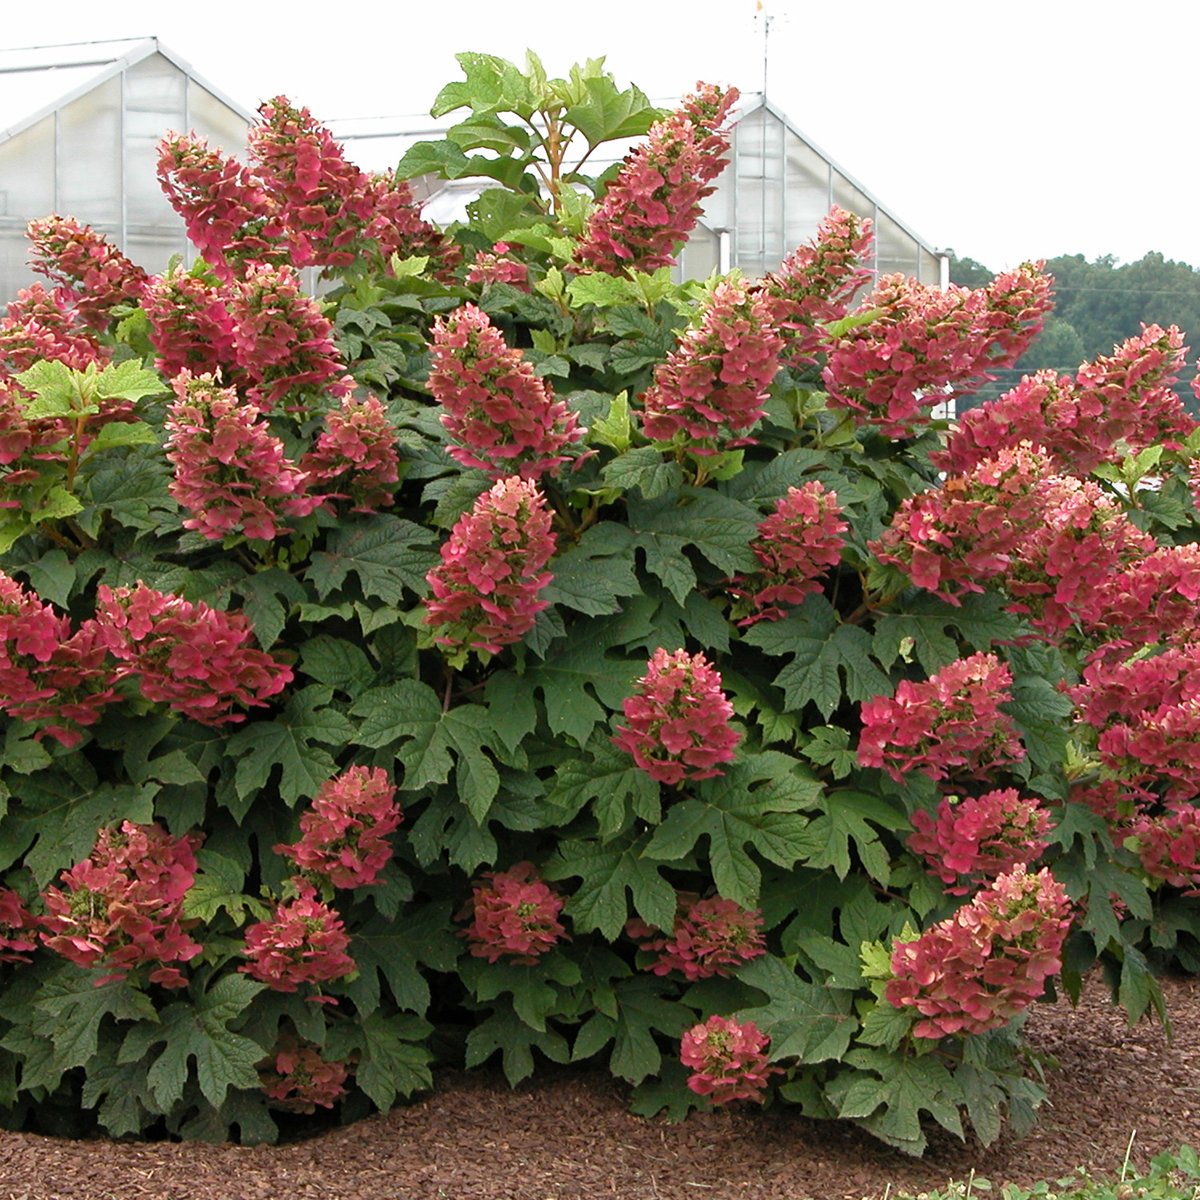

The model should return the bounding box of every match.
[0,53,1197,1154]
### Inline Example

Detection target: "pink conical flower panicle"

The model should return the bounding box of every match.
[157,133,286,280]
[260,1038,350,1112]
[857,652,1025,783]
[165,371,321,542]
[424,476,557,663]
[627,893,765,980]
[575,83,738,275]
[759,206,874,367]
[26,215,148,326]
[679,1015,777,1104]
[613,647,740,785]
[142,269,239,382]
[40,821,203,989]
[95,581,292,725]
[229,264,352,412]
[458,862,567,964]
[733,481,847,623]
[886,866,1072,1038]
[428,304,582,480]
[240,881,355,995]
[275,766,402,889]
[0,285,109,376]
[908,789,1051,895]
[300,395,401,512]
[641,278,783,449]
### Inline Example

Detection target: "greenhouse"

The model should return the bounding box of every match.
[331,92,948,286]
[0,37,253,302]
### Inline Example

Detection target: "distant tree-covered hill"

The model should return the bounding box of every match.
[949,251,1200,411]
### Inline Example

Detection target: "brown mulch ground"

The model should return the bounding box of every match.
[2,975,1199,1200]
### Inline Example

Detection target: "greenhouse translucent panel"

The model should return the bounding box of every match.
[876,211,919,279]
[732,108,785,278]
[675,223,719,283]
[188,82,250,155]
[0,115,54,218]
[0,227,37,302]
[58,76,122,229]
[782,131,830,255]
[919,247,943,286]
[124,54,186,231]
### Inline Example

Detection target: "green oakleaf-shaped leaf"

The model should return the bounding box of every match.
[734,954,858,1066]
[546,735,661,840]
[796,790,907,884]
[542,521,639,617]
[324,1013,434,1110]
[827,1048,965,1156]
[34,966,158,1073]
[601,447,685,500]
[225,686,355,812]
[306,515,438,605]
[564,77,660,149]
[544,831,676,940]
[642,754,822,908]
[119,974,265,1111]
[628,489,761,574]
[351,683,502,820]
[460,951,581,1032]
[744,594,891,719]
[464,1000,570,1086]
[342,903,460,1017]
[497,628,642,746]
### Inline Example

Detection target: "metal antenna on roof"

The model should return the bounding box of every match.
[756,1,772,103]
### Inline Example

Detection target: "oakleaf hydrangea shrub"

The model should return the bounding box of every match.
[0,50,1198,1156]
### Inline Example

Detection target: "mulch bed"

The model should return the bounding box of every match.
[2,974,1198,1200]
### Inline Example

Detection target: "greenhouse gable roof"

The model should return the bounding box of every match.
[0,36,256,146]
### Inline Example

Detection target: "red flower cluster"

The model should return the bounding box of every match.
[575,83,737,274]
[458,862,566,964]
[641,278,783,449]
[613,647,740,786]
[157,134,286,280]
[259,1038,350,1112]
[300,395,401,512]
[241,882,355,995]
[908,790,1051,896]
[758,205,874,367]
[1131,807,1200,893]
[164,372,321,542]
[228,264,353,413]
[823,264,1052,435]
[276,766,401,889]
[0,571,116,747]
[1001,473,1153,634]
[142,270,239,382]
[936,326,1193,477]
[95,581,292,725]
[1069,645,1200,801]
[0,888,38,963]
[40,821,203,988]
[159,109,455,281]
[249,95,379,268]
[733,481,846,623]
[679,1015,776,1105]
[428,304,582,480]
[858,652,1025,783]
[424,476,557,663]
[1078,543,1200,658]
[26,215,148,327]
[466,242,529,290]
[627,893,765,980]
[0,285,109,376]
[886,866,1072,1038]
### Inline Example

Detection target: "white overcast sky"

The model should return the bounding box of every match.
[6,0,1197,272]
